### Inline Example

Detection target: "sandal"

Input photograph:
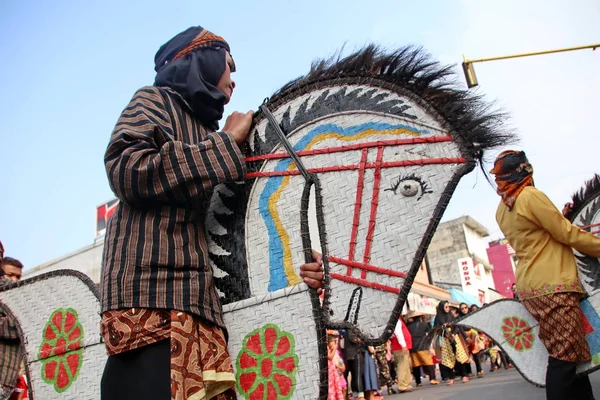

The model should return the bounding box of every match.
[447,379,455,386]
[462,376,469,383]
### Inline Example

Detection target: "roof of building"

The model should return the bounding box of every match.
[439,215,490,237]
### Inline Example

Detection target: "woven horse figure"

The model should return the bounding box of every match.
[0,45,511,399]
[453,174,600,387]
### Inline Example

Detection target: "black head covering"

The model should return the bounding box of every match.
[154,26,232,131]
[491,150,533,184]
[434,300,454,326]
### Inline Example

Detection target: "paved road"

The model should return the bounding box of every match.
[381,367,600,400]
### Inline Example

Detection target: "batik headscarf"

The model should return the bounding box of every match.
[490,150,534,211]
[154,26,233,131]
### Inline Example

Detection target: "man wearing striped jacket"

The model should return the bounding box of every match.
[99,26,324,400]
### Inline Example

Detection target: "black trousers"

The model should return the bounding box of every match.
[413,365,436,385]
[461,361,472,376]
[473,353,482,373]
[440,364,454,380]
[346,352,365,394]
[453,361,467,378]
[546,356,594,400]
[388,360,396,381]
[101,340,170,400]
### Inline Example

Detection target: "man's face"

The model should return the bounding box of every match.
[216,52,236,104]
[2,264,21,282]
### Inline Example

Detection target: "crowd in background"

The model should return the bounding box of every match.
[327,300,513,400]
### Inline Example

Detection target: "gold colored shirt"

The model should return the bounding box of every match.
[496,186,600,300]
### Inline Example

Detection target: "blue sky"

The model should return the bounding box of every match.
[1,0,599,269]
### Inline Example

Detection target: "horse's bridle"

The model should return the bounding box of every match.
[260,103,331,399]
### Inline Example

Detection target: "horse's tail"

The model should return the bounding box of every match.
[0,270,106,399]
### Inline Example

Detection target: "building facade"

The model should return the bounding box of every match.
[426,216,499,304]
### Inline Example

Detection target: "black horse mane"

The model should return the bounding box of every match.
[264,44,516,160]
[565,174,600,221]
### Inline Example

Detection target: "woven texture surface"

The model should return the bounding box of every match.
[457,299,548,386]
[0,271,105,399]
[224,286,319,400]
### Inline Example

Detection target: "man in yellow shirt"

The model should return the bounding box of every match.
[491,150,600,400]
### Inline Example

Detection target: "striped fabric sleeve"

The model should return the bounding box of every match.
[104,87,247,207]
[0,313,19,340]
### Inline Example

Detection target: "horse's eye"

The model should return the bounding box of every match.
[385,174,432,201]
[399,181,420,197]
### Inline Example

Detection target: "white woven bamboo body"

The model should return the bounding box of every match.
[0,272,105,399]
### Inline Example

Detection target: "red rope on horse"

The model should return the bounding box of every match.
[348,148,369,273]
[246,157,466,178]
[244,136,453,163]
[330,256,406,278]
[330,273,400,294]
[362,147,384,279]
[580,222,600,230]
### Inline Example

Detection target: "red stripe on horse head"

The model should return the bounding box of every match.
[348,148,369,271]
[330,273,400,295]
[246,157,466,178]
[329,256,406,278]
[244,136,453,163]
[362,147,384,279]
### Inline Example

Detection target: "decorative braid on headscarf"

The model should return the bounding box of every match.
[172,30,229,62]
[490,150,534,211]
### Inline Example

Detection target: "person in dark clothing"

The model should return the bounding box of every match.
[406,312,439,386]
[457,303,473,378]
[459,303,486,378]
[433,301,470,385]
[343,330,367,400]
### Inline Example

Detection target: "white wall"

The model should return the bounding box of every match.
[463,224,490,265]
[24,241,103,283]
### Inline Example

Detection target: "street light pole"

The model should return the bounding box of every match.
[462,43,600,88]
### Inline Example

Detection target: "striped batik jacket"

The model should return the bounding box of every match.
[101,86,246,328]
